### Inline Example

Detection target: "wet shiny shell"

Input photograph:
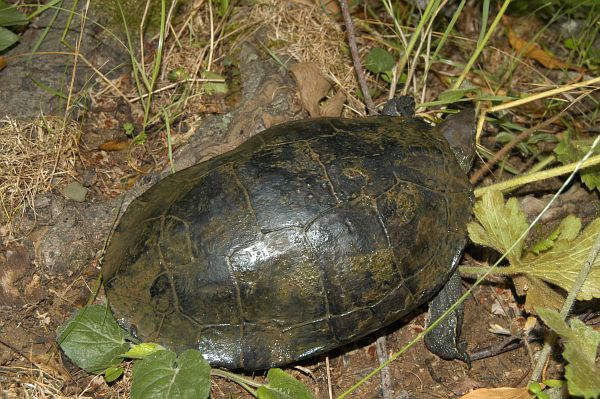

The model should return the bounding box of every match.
[102,116,473,370]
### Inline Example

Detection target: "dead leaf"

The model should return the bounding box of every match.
[320,90,346,117]
[0,56,6,71]
[507,28,584,72]
[99,139,129,151]
[290,62,332,117]
[459,387,532,399]
[315,0,340,17]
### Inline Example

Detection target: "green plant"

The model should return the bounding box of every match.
[528,379,566,399]
[0,0,28,52]
[57,305,315,399]
[536,308,600,398]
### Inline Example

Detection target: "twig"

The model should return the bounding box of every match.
[338,0,376,115]
[325,356,333,399]
[375,336,393,399]
[469,112,563,185]
[470,91,589,185]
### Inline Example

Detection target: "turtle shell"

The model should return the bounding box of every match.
[102,115,473,370]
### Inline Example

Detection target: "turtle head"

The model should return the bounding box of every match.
[437,108,476,173]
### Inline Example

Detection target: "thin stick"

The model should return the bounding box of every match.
[326,356,334,399]
[338,0,376,115]
[469,112,564,184]
[375,335,393,399]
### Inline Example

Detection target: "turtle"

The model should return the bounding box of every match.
[102,97,475,370]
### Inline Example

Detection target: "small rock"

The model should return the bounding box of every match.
[62,181,88,202]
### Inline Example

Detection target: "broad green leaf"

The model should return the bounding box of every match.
[56,305,132,373]
[537,308,600,398]
[105,366,124,383]
[0,26,19,51]
[522,218,600,300]
[131,349,210,399]
[202,71,228,94]
[124,342,165,359]
[468,192,600,301]
[467,190,528,264]
[364,47,395,74]
[256,368,314,399]
[0,0,28,26]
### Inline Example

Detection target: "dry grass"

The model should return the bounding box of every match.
[248,1,362,112]
[0,117,80,240]
[0,365,65,398]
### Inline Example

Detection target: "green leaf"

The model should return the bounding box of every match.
[537,308,600,398]
[528,381,543,394]
[580,168,600,192]
[553,135,579,164]
[0,26,19,51]
[543,379,565,388]
[364,47,395,74]
[529,382,551,399]
[529,227,560,254]
[56,305,133,374]
[553,215,581,242]
[554,134,600,191]
[105,366,124,383]
[0,0,28,26]
[123,122,135,137]
[467,192,600,302]
[256,368,314,399]
[522,218,600,300]
[529,215,580,255]
[467,190,528,264]
[437,89,468,103]
[202,71,228,94]
[131,349,211,399]
[124,342,165,359]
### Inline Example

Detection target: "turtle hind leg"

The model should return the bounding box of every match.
[424,269,471,365]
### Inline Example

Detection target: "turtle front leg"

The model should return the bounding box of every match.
[424,269,470,364]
